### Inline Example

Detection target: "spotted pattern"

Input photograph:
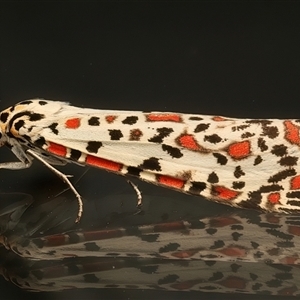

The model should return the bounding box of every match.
[5,209,300,296]
[1,99,300,215]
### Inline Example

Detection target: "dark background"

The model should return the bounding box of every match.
[1,1,300,299]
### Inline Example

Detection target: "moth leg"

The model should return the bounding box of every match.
[127,180,142,207]
[27,149,83,223]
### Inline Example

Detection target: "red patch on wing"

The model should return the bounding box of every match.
[86,155,122,171]
[43,234,68,247]
[288,226,300,236]
[153,221,186,232]
[212,116,229,121]
[211,185,240,200]
[171,249,199,259]
[267,192,281,204]
[291,175,300,190]
[218,276,247,289]
[83,229,124,240]
[65,118,81,129]
[176,134,202,151]
[48,142,67,157]
[105,115,117,123]
[278,286,298,296]
[209,217,241,227]
[146,113,182,122]
[157,175,185,189]
[284,120,300,145]
[130,129,143,141]
[217,246,247,257]
[227,141,251,159]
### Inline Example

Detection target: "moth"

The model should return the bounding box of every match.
[0,99,299,221]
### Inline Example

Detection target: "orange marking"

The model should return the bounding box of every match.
[177,134,202,151]
[157,175,185,189]
[288,226,300,236]
[48,142,67,157]
[284,120,300,145]
[212,116,228,121]
[227,141,251,159]
[280,255,299,265]
[130,128,143,141]
[278,286,298,296]
[266,215,280,224]
[105,115,117,123]
[83,229,123,240]
[218,276,247,289]
[267,192,281,204]
[153,221,186,232]
[146,113,182,122]
[171,249,199,259]
[86,155,122,171]
[65,118,81,129]
[217,246,247,257]
[291,175,300,190]
[43,234,67,246]
[212,185,239,200]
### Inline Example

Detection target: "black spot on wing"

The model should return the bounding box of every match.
[232,124,250,131]
[189,116,203,121]
[162,144,183,158]
[88,117,100,126]
[34,137,46,147]
[234,166,245,178]
[204,134,222,144]
[262,126,279,139]
[279,156,298,167]
[14,120,25,131]
[70,149,81,161]
[39,100,48,105]
[241,132,255,139]
[139,157,161,171]
[127,166,142,177]
[207,172,219,183]
[148,127,174,143]
[246,120,272,125]
[268,169,296,183]
[0,112,9,123]
[259,184,283,193]
[194,123,210,132]
[213,153,228,165]
[49,123,58,135]
[19,100,33,105]
[254,155,263,165]
[86,141,102,153]
[271,144,288,157]
[257,138,268,152]
[232,181,245,189]
[189,181,206,194]
[109,129,123,140]
[29,113,45,121]
[122,116,138,125]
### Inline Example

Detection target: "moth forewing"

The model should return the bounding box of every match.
[0,99,300,222]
